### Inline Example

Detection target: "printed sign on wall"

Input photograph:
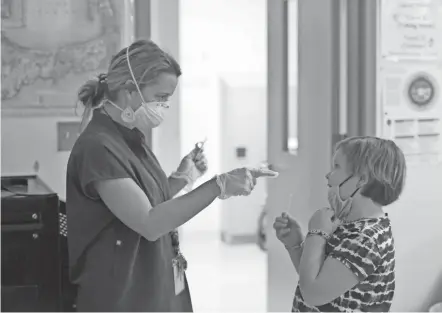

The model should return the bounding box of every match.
[380,0,442,61]
[380,66,441,165]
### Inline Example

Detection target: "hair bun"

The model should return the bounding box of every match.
[77,74,108,109]
[97,73,108,84]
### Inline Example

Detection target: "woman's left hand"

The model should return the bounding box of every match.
[177,147,208,178]
[190,147,208,175]
[308,207,340,235]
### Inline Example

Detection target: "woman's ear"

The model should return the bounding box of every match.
[126,90,133,101]
[124,81,134,98]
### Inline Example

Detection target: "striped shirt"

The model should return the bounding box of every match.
[292,214,395,312]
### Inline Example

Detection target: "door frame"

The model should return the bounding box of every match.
[347,0,378,137]
[133,0,152,147]
[148,0,181,174]
[266,0,341,311]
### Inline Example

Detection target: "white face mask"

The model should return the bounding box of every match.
[120,45,169,132]
[138,101,166,128]
[327,175,359,221]
[107,100,167,138]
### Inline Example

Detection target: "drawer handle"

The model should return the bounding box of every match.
[32,233,39,239]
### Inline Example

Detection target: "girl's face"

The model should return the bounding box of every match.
[325,149,360,200]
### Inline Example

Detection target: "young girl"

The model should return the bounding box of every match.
[274,136,406,312]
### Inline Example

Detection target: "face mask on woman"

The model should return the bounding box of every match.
[108,46,170,135]
[109,98,167,127]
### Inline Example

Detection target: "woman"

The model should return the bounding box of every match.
[273,136,405,312]
[66,39,278,312]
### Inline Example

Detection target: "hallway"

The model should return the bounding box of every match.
[181,231,267,312]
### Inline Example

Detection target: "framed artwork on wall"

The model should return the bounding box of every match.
[1,0,135,117]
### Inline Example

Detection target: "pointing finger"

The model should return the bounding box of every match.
[249,168,279,179]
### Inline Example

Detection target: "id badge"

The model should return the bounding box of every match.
[173,263,185,295]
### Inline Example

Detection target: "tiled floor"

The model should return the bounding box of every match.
[181,231,267,312]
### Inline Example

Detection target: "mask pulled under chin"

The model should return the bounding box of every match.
[327,185,354,221]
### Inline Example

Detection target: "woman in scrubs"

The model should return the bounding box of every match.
[66,39,278,312]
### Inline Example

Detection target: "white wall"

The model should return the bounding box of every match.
[1,116,80,200]
[180,0,298,76]
[179,0,270,237]
[218,74,268,238]
[180,0,267,76]
[178,74,223,234]
[387,163,442,310]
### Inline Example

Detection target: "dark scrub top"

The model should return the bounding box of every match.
[66,110,193,312]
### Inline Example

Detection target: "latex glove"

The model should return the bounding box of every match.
[273,212,304,248]
[171,146,208,190]
[216,167,279,200]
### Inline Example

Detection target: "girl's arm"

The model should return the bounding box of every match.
[298,235,381,306]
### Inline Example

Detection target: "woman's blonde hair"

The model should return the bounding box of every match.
[77,39,181,129]
[335,136,407,206]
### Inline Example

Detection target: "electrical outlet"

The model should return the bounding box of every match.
[57,122,81,152]
[236,147,247,158]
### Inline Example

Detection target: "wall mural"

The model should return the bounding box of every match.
[1,0,133,116]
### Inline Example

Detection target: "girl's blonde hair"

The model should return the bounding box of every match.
[335,136,407,206]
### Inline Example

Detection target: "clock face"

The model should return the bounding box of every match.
[408,75,435,109]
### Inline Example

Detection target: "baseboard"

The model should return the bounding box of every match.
[220,231,258,245]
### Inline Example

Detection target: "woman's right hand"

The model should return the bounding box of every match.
[216,167,278,199]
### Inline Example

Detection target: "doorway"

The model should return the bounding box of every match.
[179,0,270,311]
